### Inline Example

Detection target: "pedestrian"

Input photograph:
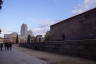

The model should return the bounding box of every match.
[9,43,12,51]
[4,43,7,50]
[6,43,10,51]
[0,43,3,51]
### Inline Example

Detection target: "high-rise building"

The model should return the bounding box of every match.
[20,24,28,36]
[20,24,34,43]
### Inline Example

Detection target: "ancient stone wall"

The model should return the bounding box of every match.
[19,39,96,60]
[50,8,96,41]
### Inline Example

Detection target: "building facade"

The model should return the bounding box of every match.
[35,35,44,42]
[20,24,28,37]
[4,32,17,43]
[0,37,3,43]
[50,8,96,41]
[27,30,34,36]
[19,24,34,43]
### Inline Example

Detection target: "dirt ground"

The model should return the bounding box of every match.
[15,45,96,64]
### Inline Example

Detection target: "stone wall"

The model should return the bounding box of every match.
[50,8,96,41]
[19,39,96,60]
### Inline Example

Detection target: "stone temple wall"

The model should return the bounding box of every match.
[50,8,96,41]
[19,39,96,60]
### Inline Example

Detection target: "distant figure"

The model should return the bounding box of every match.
[8,43,12,51]
[4,43,7,50]
[0,43,3,51]
[4,42,13,51]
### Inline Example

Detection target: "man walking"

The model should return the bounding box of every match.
[0,43,3,51]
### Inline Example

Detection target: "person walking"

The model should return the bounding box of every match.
[4,43,7,50]
[9,43,12,51]
[0,43,3,51]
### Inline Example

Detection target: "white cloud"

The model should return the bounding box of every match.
[72,0,96,15]
[33,27,49,36]
[32,19,60,36]
[0,28,13,37]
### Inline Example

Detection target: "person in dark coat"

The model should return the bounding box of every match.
[0,43,3,51]
[4,43,7,50]
[8,43,12,51]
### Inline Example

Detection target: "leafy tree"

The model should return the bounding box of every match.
[44,31,50,41]
[16,35,19,44]
[27,35,31,43]
[0,0,3,9]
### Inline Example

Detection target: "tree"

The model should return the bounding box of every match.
[44,31,50,41]
[0,29,1,34]
[0,0,3,9]
[27,35,31,43]
[16,35,19,44]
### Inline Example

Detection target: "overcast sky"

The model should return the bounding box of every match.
[0,0,96,37]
